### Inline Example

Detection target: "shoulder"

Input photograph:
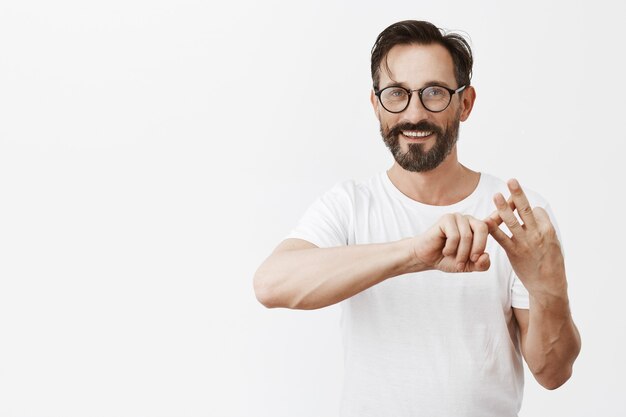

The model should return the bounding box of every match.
[321,172,386,205]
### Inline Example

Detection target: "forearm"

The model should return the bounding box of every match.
[523,292,581,389]
[254,239,420,310]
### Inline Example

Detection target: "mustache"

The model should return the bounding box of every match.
[387,121,443,138]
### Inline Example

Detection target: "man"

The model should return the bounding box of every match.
[253,20,581,417]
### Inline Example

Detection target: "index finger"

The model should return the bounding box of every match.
[484,195,516,225]
[507,178,537,229]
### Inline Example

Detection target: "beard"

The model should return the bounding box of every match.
[380,113,461,172]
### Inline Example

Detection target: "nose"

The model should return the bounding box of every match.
[401,92,430,123]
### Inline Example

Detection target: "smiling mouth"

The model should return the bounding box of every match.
[401,130,433,139]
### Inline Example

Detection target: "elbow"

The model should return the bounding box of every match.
[532,332,582,390]
[253,270,315,310]
[253,269,281,309]
[535,366,573,390]
[253,262,322,310]
[253,267,298,309]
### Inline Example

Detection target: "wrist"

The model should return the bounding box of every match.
[529,284,570,312]
[400,237,429,273]
[524,269,568,300]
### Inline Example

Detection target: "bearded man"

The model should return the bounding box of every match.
[253,20,581,417]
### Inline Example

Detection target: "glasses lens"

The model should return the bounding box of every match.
[380,87,409,113]
[421,86,451,112]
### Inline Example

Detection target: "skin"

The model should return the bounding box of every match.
[486,180,581,389]
[254,42,580,390]
[371,43,479,207]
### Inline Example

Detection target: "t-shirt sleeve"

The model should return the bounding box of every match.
[511,202,564,309]
[284,181,354,248]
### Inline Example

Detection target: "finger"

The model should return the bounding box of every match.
[470,252,490,272]
[485,197,516,226]
[532,207,557,236]
[454,213,474,269]
[493,193,524,237]
[533,206,550,223]
[507,179,537,230]
[440,214,460,257]
[468,216,489,263]
[485,217,514,252]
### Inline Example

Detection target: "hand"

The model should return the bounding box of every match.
[411,213,491,273]
[485,179,567,297]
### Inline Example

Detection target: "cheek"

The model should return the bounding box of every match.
[379,113,399,130]
[429,115,450,130]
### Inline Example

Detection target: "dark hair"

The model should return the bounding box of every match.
[371,20,473,91]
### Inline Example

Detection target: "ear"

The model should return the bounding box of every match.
[370,89,381,120]
[459,85,476,122]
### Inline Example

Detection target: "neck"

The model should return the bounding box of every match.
[387,147,480,206]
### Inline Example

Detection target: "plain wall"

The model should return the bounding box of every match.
[1,0,624,416]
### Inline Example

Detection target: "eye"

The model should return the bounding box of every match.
[387,88,408,98]
[381,88,409,104]
[424,86,446,97]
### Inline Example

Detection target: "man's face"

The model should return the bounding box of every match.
[371,43,472,172]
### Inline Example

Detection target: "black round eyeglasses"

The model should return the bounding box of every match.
[374,84,467,113]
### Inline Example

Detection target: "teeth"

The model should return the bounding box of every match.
[402,130,432,138]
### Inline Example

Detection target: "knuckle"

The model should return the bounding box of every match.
[447,233,460,243]
[520,205,533,216]
[505,218,519,228]
[475,221,488,233]
[534,217,552,234]
[543,223,556,237]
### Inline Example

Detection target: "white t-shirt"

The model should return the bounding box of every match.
[286,171,561,417]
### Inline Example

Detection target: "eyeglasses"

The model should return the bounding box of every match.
[374,84,467,113]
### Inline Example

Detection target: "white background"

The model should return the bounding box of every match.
[1,0,624,416]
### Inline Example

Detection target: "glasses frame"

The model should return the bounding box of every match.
[374,84,467,114]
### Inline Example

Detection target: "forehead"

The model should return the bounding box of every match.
[380,43,456,87]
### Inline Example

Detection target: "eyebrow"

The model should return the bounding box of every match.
[380,79,454,90]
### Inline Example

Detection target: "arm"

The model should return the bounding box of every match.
[254,238,418,310]
[254,214,492,310]
[486,179,581,389]
[514,305,581,389]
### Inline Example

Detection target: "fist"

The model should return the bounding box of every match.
[411,213,491,273]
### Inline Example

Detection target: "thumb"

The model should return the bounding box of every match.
[469,252,490,272]
[485,218,514,252]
